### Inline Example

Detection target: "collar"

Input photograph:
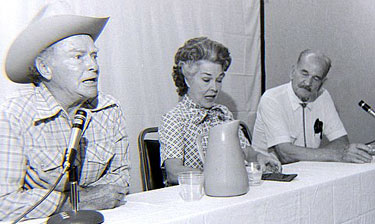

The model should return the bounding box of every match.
[287,82,327,111]
[183,95,227,124]
[33,83,64,123]
[82,93,118,112]
[33,83,117,125]
[287,82,312,111]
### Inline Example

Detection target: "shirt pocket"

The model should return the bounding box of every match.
[83,142,114,183]
[311,133,322,148]
[27,147,66,189]
[28,147,62,172]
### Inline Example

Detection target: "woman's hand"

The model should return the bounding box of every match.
[256,153,282,173]
[164,158,202,185]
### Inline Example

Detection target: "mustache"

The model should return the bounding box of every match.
[298,84,312,92]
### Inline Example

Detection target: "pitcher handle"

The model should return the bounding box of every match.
[196,134,205,164]
[239,121,252,144]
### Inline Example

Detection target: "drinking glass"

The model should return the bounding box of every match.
[246,162,263,186]
[178,171,204,201]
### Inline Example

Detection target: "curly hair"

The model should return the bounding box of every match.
[172,37,232,96]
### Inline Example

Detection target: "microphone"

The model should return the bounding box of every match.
[12,110,91,224]
[359,100,375,118]
[62,109,87,173]
[48,109,104,224]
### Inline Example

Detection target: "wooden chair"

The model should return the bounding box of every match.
[138,127,166,191]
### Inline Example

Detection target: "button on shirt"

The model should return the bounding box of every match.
[252,82,347,152]
[159,95,250,169]
[0,84,130,221]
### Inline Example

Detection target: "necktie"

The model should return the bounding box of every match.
[300,103,307,147]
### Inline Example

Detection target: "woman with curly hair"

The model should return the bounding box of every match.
[159,37,281,184]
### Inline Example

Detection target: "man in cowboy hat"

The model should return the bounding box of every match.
[0,14,130,221]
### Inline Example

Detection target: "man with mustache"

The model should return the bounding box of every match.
[252,49,372,164]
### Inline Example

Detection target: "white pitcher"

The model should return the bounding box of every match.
[198,120,249,197]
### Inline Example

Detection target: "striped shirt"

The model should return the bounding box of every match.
[0,84,130,221]
[159,95,249,169]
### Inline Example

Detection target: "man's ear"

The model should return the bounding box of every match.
[318,77,327,90]
[35,56,52,80]
[289,65,296,79]
[321,77,327,84]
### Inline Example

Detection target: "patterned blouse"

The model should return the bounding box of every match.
[159,95,249,169]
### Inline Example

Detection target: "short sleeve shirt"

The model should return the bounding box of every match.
[252,82,347,152]
[159,95,250,169]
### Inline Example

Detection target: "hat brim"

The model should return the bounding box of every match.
[5,15,109,83]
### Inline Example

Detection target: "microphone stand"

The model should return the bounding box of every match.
[12,110,103,223]
[47,166,104,224]
[70,166,79,213]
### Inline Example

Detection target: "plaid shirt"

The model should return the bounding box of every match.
[0,84,130,221]
[159,95,249,169]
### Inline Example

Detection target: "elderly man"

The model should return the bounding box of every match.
[0,15,130,221]
[252,49,372,164]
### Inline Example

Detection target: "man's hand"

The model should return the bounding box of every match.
[78,184,126,210]
[256,153,282,173]
[340,143,373,163]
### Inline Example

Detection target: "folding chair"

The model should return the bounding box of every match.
[138,127,166,191]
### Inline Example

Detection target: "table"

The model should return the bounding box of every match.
[11,161,375,224]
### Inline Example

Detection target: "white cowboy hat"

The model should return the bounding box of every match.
[4,15,109,83]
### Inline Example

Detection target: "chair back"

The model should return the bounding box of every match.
[138,127,165,191]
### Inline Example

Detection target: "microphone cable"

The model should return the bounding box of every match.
[12,109,87,223]
[11,171,66,223]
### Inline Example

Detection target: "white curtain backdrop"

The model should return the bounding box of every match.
[0,0,261,193]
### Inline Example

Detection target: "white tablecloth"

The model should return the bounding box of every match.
[10,161,375,224]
